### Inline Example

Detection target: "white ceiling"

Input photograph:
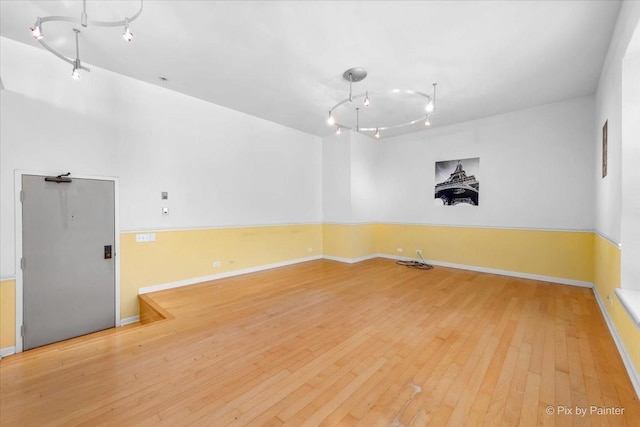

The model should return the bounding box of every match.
[0,1,622,139]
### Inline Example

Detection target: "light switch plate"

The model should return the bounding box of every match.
[162,207,169,215]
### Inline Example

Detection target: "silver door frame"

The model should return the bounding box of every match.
[14,170,121,353]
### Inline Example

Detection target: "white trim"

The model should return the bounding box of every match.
[615,288,640,327]
[376,254,594,288]
[118,222,598,236]
[0,275,16,282]
[593,289,640,400]
[120,221,323,234]
[321,222,378,226]
[594,230,622,248]
[138,255,322,295]
[0,346,16,358]
[14,170,121,353]
[322,254,378,264]
[378,222,594,233]
[120,315,140,326]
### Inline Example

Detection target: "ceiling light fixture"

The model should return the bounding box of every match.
[29,0,143,79]
[122,18,133,42]
[328,68,438,139]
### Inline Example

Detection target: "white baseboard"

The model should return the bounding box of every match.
[138,255,323,295]
[0,346,16,358]
[376,254,594,288]
[322,254,378,264]
[593,289,640,400]
[120,315,140,326]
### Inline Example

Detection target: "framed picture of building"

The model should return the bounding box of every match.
[602,120,608,178]
[434,157,480,206]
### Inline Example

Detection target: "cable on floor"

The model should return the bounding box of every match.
[396,252,434,270]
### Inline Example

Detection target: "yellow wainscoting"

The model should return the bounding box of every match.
[376,224,594,283]
[593,234,640,381]
[120,224,323,319]
[322,223,377,260]
[0,280,16,350]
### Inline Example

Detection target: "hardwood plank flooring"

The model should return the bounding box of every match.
[1,259,638,426]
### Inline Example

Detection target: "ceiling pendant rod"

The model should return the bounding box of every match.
[72,28,81,79]
[349,73,353,102]
[81,0,88,27]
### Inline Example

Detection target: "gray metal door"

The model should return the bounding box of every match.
[22,175,115,350]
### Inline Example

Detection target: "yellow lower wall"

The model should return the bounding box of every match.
[0,280,16,349]
[593,235,640,382]
[376,224,594,282]
[322,223,377,260]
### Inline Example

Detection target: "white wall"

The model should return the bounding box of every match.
[621,28,640,290]
[374,97,595,230]
[322,132,352,222]
[593,0,640,292]
[321,130,380,224]
[350,131,378,223]
[0,37,322,277]
[595,1,640,245]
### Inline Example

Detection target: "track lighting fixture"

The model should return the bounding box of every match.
[336,126,342,135]
[328,68,438,139]
[29,0,143,78]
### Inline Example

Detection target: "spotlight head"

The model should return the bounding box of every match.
[426,101,434,113]
[364,91,370,107]
[424,116,431,127]
[30,19,43,39]
[374,128,380,138]
[123,18,133,41]
[327,111,335,125]
[71,59,81,80]
[336,126,341,135]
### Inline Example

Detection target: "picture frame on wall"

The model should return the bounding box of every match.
[602,120,608,178]
[434,157,480,206]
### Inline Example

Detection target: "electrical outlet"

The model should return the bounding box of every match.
[397,248,403,253]
[607,295,613,306]
[416,249,422,255]
[136,233,156,243]
[307,247,313,252]
[213,261,221,267]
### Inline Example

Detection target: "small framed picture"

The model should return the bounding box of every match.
[602,120,608,178]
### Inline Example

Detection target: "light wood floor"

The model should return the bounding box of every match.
[1,259,639,426]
